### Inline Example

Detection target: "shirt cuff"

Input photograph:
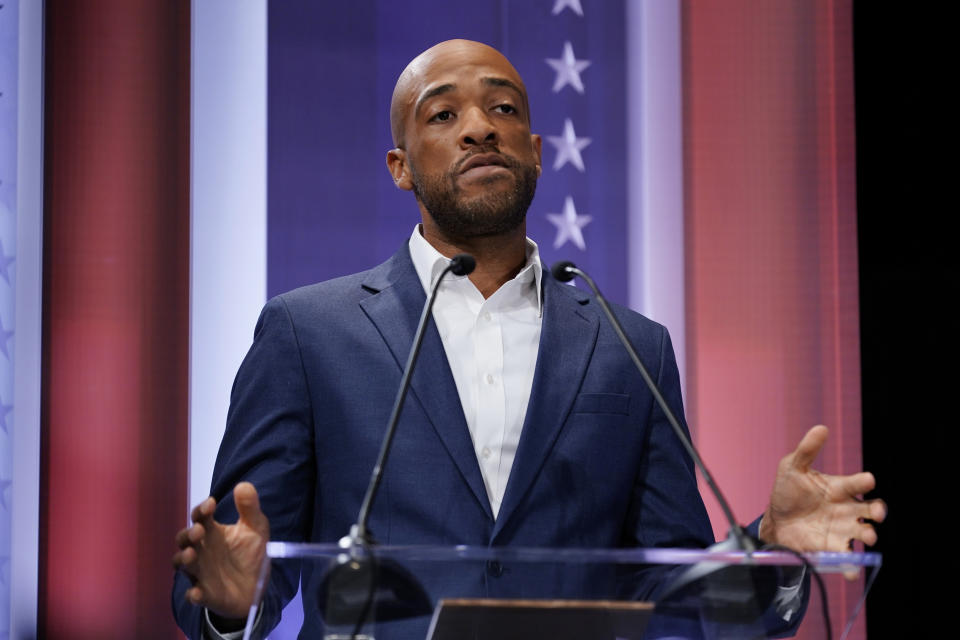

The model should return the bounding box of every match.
[203,604,262,640]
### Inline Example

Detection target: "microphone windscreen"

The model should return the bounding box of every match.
[551,261,577,282]
[449,254,476,276]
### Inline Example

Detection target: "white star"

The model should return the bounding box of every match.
[552,0,584,17]
[547,118,592,172]
[547,196,593,251]
[545,41,591,94]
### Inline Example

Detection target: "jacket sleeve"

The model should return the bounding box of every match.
[625,326,715,550]
[173,295,316,638]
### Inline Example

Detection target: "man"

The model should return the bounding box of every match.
[173,40,885,639]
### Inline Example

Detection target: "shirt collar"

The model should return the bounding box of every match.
[408,225,543,315]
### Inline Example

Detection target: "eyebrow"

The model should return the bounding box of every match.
[481,76,524,99]
[415,83,456,117]
[414,76,527,119]
[484,77,530,123]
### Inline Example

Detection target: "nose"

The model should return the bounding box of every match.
[459,106,497,148]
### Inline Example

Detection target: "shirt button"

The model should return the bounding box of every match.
[485,373,494,385]
[481,447,491,459]
[483,311,492,321]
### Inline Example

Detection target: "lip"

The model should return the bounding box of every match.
[458,153,508,174]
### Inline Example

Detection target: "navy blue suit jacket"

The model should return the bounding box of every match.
[173,245,715,638]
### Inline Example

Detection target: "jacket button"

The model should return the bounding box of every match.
[487,560,504,577]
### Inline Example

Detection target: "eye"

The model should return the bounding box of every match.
[430,110,454,122]
[493,104,517,115]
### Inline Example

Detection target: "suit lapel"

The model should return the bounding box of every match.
[359,248,493,520]
[493,278,599,538]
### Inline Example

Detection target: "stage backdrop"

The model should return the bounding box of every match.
[188,1,863,638]
[27,1,863,638]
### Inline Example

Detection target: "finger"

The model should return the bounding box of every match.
[185,585,205,606]
[868,499,888,523]
[836,471,876,497]
[191,497,216,523]
[854,522,878,547]
[172,546,197,572]
[848,497,886,524]
[175,526,192,549]
[175,522,206,549]
[789,425,829,471]
[821,503,875,540]
[234,482,270,537]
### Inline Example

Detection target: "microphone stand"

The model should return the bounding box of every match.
[551,261,778,622]
[319,254,476,636]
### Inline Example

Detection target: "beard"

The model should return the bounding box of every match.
[409,149,538,239]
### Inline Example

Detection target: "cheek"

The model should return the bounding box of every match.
[501,129,539,160]
[410,140,457,175]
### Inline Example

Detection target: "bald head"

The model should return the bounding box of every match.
[389,39,531,148]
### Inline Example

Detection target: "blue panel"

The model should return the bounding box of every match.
[268,0,628,304]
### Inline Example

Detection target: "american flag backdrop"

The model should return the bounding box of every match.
[267,0,630,305]
[185,1,866,638]
[246,1,862,637]
[10,0,870,637]
[263,3,637,633]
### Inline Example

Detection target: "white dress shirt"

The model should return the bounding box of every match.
[408,227,543,518]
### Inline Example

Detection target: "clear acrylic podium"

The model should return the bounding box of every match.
[247,542,880,640]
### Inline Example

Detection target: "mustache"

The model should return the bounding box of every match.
[451,147,522,174]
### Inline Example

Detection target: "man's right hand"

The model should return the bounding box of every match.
[172,481,270,621]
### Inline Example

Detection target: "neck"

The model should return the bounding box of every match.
[420,222,528,299]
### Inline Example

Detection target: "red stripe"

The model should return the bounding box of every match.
[41,1,190,637]
[683,1,862,637]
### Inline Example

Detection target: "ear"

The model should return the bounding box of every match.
[386,148,414,191]
[530,134,543,177]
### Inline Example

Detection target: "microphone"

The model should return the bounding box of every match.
[353,252,475,543]
[318,253,475,633]
[550,260,577,283]
[449,253,476,277]
[551,261,778,619]
[553,261,750,549]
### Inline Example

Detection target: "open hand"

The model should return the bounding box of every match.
[172,482,270,620]
[759,425,886,553]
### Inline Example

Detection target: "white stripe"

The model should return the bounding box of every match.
[189,0,268,513]
[626,0,688,402]
[11,0,44,636]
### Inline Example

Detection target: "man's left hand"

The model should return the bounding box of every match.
[759,425,886,552]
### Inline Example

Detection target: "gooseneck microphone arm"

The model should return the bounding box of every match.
[550,261,754,553]
[351,253,476,547]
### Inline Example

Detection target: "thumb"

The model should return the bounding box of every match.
[234,481,270,537]
[790,425,829,471]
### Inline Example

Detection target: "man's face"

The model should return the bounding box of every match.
[388,41,542,240]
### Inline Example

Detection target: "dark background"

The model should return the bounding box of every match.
[855,2,954,634]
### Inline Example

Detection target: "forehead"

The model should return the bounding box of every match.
[402,44,526,111]
[411,44,521,87]
[390,41,529,145]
